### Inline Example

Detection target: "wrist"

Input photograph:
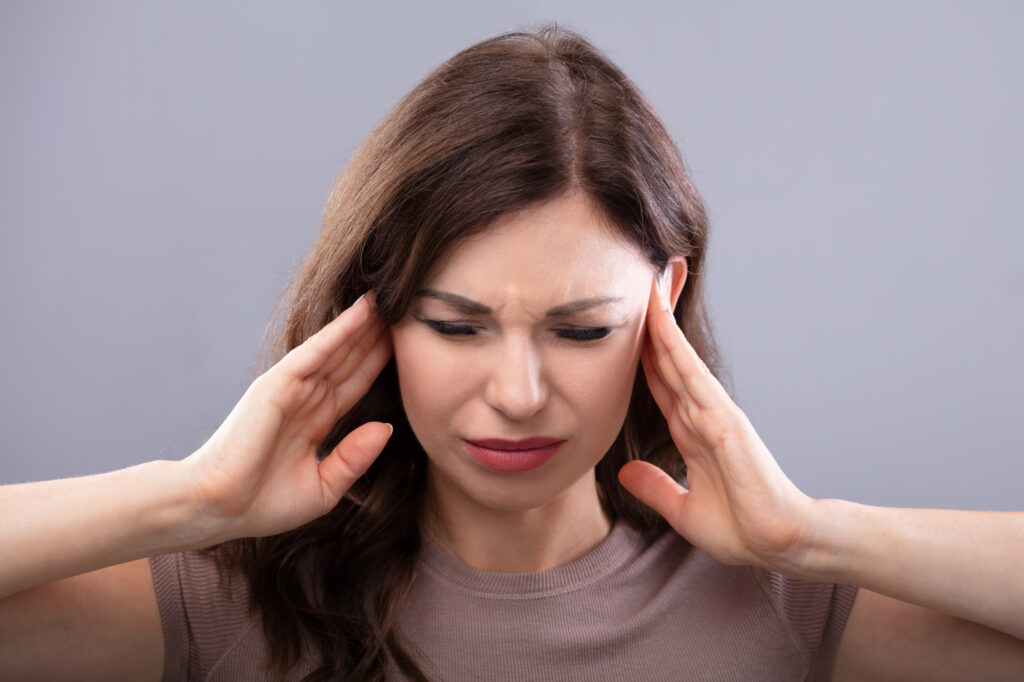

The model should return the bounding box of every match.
[762,497,859,583]
[156,458,236,552]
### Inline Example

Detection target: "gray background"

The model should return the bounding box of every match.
[2,1,1021,511]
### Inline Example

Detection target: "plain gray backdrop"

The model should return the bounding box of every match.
[2,1,1021,511]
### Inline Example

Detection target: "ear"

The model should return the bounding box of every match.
[662,257,688,311]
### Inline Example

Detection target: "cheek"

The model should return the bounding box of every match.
[394,329,461,385]
[391,326,467,429]
[570,344,641,419]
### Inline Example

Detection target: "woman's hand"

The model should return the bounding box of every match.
[618,277,815,571]
[179,291,394,545]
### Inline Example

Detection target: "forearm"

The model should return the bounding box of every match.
[776,499,1024,640]
[0,459,215,599]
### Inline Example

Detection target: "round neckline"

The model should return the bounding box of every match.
[416,518,646,598]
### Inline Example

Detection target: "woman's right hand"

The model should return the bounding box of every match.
[179,290,394,546]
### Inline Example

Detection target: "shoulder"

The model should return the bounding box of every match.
[639,525,859,625]
[149,549,266,681]
[625,522,858,608]
[149,548,254,627]
[618,524,859,679]
[753,564,860,669]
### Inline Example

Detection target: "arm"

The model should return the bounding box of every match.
[833,587,1024,681]
[0,558,165,682]
[2,290,391,601]
[783,500,1024,640]
[1,291,393,679]
[0,459,207,600]
[0,461,204,681]
[619,271,1024,677]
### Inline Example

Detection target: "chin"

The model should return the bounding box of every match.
[472,486,566,513]
[445,462,598,514]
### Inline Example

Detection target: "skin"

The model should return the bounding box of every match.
[6,167,1017,677]
[388,189,680,572]
[383,189,1024,678]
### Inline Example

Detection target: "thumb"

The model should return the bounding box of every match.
[318,421,394,504]
[618,460,688,525]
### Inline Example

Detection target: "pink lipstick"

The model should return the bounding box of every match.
[462,437,565,473]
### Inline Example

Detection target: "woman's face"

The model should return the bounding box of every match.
[390,191,659,515]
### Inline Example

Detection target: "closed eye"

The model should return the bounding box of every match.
[424,320,611,342]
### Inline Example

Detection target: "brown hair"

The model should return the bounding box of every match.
[202,21,730,681]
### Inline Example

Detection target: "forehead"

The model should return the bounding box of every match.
[425,193,651,288]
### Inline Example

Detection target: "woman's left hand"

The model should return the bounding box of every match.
[618,276,816,571]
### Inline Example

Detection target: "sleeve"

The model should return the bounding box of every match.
[754,567,860,681]
[148,550,259,682]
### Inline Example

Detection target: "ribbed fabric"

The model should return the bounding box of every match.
[149,520,859,681]
[413,520,646,597]
[148,551,303,681]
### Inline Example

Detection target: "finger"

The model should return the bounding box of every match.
[641,341,694,435]
[644,275,691,400]
[645,310,699,417]
[322,314,387,381]
[649,313,750,452]
[308,292,383,378]
[276,292,376,380]
[318,421,394,505]
[332,326,394,407]
[641,343,704,454]
[640,341,674,417]
[652,308,723,411]
[318,294,389,378]
[295,324,394,442]
[617,460,688,523]
[644,279,739,452]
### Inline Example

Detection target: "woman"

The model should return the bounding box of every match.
[2,23,1022,682]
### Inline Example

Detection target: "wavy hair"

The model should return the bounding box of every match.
[201,21,730,681]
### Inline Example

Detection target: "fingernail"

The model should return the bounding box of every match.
[384,423,394,439]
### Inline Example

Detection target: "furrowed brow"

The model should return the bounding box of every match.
[415,289,623,317]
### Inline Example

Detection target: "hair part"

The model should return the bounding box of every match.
[201,20,729,681]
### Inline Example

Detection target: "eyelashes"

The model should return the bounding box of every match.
[424,319,611,342]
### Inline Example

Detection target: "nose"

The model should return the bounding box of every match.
[483,335,549,421]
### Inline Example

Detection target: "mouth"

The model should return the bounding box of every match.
[461,437,565,473]
[464,436,564,451]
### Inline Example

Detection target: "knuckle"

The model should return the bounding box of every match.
[713,427,743,453]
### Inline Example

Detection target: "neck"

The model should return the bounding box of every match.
[421,466,613,573]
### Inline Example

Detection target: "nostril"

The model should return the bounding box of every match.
[484,370,549,421]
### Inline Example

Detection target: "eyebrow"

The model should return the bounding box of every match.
[415,288,624,318]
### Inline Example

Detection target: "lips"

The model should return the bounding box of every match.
[464,437,564,451]
[462,437,565,473]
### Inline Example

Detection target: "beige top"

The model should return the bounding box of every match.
[150,519,859,680]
